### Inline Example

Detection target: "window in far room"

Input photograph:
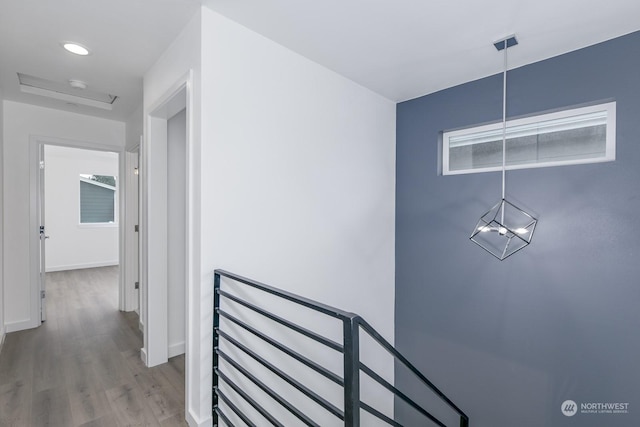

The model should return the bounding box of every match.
[442,101,616,175]
[79,174,117,224]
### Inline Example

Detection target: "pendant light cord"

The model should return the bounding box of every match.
[501,39,507,201]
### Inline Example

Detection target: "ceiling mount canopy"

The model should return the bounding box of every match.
[493,35,518,51]
[469,35,538,261]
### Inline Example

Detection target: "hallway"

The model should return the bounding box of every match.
[0,267,186,426]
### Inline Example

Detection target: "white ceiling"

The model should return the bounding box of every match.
[0,0,201,121]
[202,0,640,102]
[1,1,640,122]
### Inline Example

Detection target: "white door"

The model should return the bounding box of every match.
[132,150,140,315]
[134,152,140,314]
[38,144,47,322]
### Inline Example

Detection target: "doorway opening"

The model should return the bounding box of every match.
[29,137,127,329]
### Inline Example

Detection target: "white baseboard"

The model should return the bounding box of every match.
[5,318,37,333]
[187,411,212,427]
[46,260,119,272]
[138,319,144,333]
[168,341,185,358]
[140,347,148,366]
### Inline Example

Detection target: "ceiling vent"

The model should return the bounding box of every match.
[17,73,118,110]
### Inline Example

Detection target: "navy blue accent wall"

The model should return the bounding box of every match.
[395,31,640,426]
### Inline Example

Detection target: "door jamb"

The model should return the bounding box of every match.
[124,146,140,313]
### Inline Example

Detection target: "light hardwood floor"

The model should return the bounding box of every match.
[0,266,187,427]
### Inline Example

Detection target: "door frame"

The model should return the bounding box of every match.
[141,70,193,369]
[29,135,126,329]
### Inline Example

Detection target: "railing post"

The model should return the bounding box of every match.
[213,272,221,423]
[343,315,360,426]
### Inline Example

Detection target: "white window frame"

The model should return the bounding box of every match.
[442,101,616,175]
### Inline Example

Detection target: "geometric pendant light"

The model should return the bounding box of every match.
[470,35,538,260]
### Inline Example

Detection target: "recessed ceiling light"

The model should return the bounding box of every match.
[62,42,90,56]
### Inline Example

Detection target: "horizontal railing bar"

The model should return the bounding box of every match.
[215,387,256,427]
[360,401,403,427]
[214,406,235,427]
[217,309,344,386]
[217,329,344,420]
[358,318,469,421]
[217,369,284,427]
[360,362,446,427]
[215,269,357,320]
[218,289,343,352]
[217,348,321,427]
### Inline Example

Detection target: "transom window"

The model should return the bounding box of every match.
[442,102,616,175]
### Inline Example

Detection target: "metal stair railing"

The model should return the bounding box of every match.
[213,269,469,427]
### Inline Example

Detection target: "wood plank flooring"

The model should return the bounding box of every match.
[0,266,187,427]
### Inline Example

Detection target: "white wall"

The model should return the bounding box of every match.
[2,101,125,332]
[126,103,143,150]
[44,145,119,271]
[202,8,396,330]
[200,8,396,426]
[167,108,186,357]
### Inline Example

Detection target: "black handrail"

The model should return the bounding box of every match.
[215,269,356,319]
[213,269,469,427]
